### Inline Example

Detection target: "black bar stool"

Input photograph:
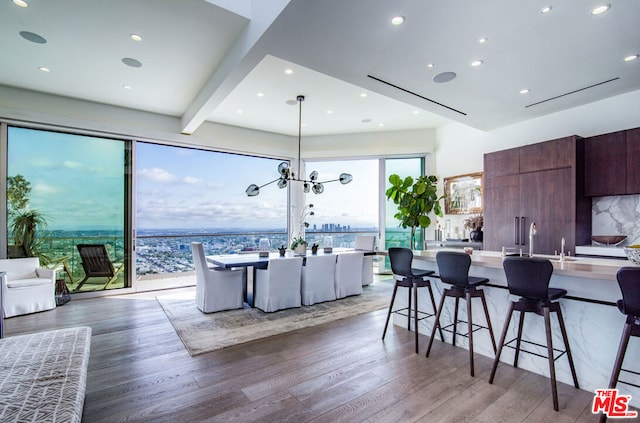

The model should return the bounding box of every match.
[599,266,640,422]
[426,251,497,377]
[489,257,579,411]
[382,247,443,353]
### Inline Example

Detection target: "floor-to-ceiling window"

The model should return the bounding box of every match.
[301,159,379,249]
[135,142,288,276]
[384,157,425,250]
[5,126,129,292]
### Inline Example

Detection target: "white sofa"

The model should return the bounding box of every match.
[0,257,56,318]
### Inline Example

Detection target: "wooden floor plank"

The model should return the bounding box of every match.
[2,284,599,422]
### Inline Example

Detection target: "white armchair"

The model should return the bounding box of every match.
[301,254,337,305]
[355,235,376,286]
[254,257,303,312]
[191,242,244,313]
[0,257,56,318]
[335,252,364,299]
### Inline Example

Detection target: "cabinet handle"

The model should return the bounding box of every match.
[520,216,526,246]
[514,217,519,245]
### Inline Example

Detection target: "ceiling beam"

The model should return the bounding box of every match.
[180,0,291,135]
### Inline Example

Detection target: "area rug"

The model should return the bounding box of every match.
[157,280,393,356]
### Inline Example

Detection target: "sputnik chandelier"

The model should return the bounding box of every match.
[245,95,353,197]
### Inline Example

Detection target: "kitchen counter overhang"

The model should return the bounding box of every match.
[408,249,628,304]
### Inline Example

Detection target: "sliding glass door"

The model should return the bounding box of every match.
[5,126,129,292]
[134,142,288,277]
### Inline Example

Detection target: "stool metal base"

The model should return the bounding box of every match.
[382,277,443,354]
[426,285,497,377]
[489,298,579,411]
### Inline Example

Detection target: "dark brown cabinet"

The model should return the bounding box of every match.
[584,130,626,196]
[483,136,590,255]
[626,128,640,194]
[584,127,640,196]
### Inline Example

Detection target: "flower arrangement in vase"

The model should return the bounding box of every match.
[290,236,307,255]
[463,214,483,242]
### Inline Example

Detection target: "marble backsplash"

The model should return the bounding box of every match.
[592,194,640,245]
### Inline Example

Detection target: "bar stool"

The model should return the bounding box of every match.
[598,267,640,422]
[382,247,443,353]
[426,251,497,376]
[489,257,579,411]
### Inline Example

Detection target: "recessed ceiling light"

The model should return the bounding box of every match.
[284,68,293,74]
[360,92,368,98]
[122,57,142,68]
[38,66,50,72]
[427,63,435,68]
[520,89,530,94]
[624,54,639,62]
[378,123,385,127]
[478,37,488,43]
[412,110,419,115]
[257,92,264,97]
[13,0,28,7]
[237,109,243,114]
[391,16,405,25]
[471,60,483,67]
[122,85,132,90]
[591,4,610,15]
[130,33,143,42]
[327,110,333,114]
[540,6,552,14]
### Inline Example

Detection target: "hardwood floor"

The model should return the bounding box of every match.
[4,287,602,422]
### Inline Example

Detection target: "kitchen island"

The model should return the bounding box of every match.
[389,249,640,407]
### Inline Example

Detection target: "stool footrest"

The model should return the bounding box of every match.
[392,307,436,322]
[503,337,567,362]
[440,321,489,338]
[618,368,640,389]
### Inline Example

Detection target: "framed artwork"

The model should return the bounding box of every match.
[444,172,483,215]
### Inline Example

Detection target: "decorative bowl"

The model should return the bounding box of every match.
[591,235,627,246]
[624,245,640,265]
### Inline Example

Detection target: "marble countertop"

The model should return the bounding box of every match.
[410,249,632,282]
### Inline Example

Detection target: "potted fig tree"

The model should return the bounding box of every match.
[386,174,444,250]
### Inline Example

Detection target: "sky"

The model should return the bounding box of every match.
[136,143,379,230]
[7,126,383,231]
[8,126,125,231]
[136,142,289,230]
[4,127,433,236]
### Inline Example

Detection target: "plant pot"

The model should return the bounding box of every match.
[294,244,307,255]
[470,229,483,242]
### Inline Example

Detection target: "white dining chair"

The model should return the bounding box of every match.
[191,242,244,313]
[355,235,376,286]
[335,251,364,299]
[301,254,337,305]
[254,256,303,312]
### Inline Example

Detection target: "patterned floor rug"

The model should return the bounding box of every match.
[157,279,393,356]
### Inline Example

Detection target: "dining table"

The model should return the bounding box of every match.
[206,248,376,307]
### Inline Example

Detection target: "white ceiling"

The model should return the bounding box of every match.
[1,0,639,137]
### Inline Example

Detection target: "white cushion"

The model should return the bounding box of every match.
[5,270,38,281]
[6,277,54,288]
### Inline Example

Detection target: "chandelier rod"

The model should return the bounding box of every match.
[296,95,304,180]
